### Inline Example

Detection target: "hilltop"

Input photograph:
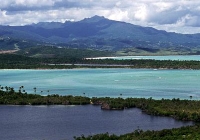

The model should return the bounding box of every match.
[1,15,200,55]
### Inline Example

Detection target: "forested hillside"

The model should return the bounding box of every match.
[1,16,200,54]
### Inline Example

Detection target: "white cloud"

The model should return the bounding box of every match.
[1,0,200,34]
[0,0,58,8]
[134,4,148,21]
[153,2,173,12]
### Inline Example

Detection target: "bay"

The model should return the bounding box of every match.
[0,69,200,99]
[0,105,193,140]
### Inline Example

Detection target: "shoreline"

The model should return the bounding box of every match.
[1,88,200,122]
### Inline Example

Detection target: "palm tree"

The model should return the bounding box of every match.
[33,87,37,93]
[5,86,8,93]
[10,87,15,94]
[19,86,22,93]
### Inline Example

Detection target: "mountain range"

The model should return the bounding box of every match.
[1,15,200,54]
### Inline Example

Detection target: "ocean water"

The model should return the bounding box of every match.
[0,105,193,140]
[1,69,200,99]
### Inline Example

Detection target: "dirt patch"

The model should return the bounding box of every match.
[0,50,18,54]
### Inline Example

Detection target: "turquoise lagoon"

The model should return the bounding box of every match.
[90,55,200,61]
[1,69,200,99]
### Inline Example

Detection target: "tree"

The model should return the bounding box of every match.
[5,86,8,93]
[10,87,15,94]
[33,87,37,93]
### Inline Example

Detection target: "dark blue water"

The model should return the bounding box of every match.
[0,105,193,140]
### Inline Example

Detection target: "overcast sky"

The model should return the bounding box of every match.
[0,0,200,34]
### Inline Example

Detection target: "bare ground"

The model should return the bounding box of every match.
[0,50,19,54]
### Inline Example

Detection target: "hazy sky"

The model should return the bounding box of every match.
[0,0,200,34]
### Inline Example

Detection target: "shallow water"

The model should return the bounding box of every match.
[1,69,200,99]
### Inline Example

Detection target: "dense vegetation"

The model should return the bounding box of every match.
[92,97,200,122]
[0,86,90,105]
[74,125,200,140]
[1,53,200,69]
[83,59,200,69]
[17,46,112,58]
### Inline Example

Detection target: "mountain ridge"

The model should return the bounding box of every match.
[1,15,200,53]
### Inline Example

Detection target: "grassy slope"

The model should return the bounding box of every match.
[116,47,200,56]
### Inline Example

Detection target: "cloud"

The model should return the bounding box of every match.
[0,0,200,34]
[0,0,57,10]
